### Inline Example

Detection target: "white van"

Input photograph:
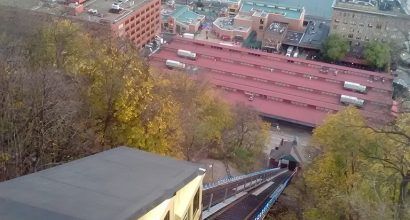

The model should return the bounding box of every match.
[286,46,294,57]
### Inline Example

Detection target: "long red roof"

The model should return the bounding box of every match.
[149,37,393,127]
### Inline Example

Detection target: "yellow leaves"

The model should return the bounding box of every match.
[305,107,410,219]
[0,153,10,163]
[28,20,91,72]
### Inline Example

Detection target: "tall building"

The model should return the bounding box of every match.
[330,0,410,45]
[0,0,161,48]
[0,147,206,220]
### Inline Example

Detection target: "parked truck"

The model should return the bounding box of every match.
[177,49,197,60]
[165,60,186,69]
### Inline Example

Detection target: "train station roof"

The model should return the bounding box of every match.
[150,37,393,127]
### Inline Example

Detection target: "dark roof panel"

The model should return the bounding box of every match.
[0,147,203,220]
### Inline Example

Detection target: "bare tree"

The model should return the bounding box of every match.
[0,62,93,181]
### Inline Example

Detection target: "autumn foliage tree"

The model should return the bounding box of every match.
[0,20,270,181]
[302,107,410,220]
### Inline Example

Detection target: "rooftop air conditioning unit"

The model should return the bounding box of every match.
[112,3,120,10]
[110,2,122,13]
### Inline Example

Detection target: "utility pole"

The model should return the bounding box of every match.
[397,172,410,220]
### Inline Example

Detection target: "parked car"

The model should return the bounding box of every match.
[286,46,294,57]
[293,48,299,58]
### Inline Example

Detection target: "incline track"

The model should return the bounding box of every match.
[207,171,291,219]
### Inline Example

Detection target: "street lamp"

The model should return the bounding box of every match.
[209,164,214,182]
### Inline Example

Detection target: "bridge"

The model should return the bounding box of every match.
[201,168,296,219]
[149,36,393,127]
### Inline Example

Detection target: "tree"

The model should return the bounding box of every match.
[303,107,410,219]
[155,72,233,160]
[27,20,91,72]
[217,105,270,173]
[363,41,391,70]
[0,62,93,181]
[322,34,350,62]
[0,19,272,182]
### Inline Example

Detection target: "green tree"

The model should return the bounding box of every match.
[304,107,400,220]
[363,41,391,70]
[322,34,350,62]
[218,105,270,173]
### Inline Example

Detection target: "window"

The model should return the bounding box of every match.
[376,24,382,29]
[368,23,373,28]
[164,211,170,220]
[260,19,264,24]
[193,188,200,216]
[259,26,263,30]
[348,34,353,38]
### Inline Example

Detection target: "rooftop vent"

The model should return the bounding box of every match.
[88,8,98,15]
[110,2,122,13]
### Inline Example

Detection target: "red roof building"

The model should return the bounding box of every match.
[150,37,393,127]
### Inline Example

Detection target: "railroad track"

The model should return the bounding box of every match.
[205,171,292,220]
[202,169,283,209]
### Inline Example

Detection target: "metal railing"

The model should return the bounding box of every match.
[203,168,280,190]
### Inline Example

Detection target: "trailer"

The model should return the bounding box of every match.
[165,60,185,69]
[182,33,195,39]
[340,95,364,107]
[177,49,197,60]
[343,81,367,93]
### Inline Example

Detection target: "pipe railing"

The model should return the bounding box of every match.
[203,168,280,190]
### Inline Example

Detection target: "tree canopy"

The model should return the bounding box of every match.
[363,41,391,70]
[301,107,410,220]
[0,20,270,181]
[322,34,350,62]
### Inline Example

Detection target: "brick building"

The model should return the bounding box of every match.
[162,5,205,34]
[262,22,288,52]
[212,0,304,45]
[330,0,410,45]
[0,0,161,49]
